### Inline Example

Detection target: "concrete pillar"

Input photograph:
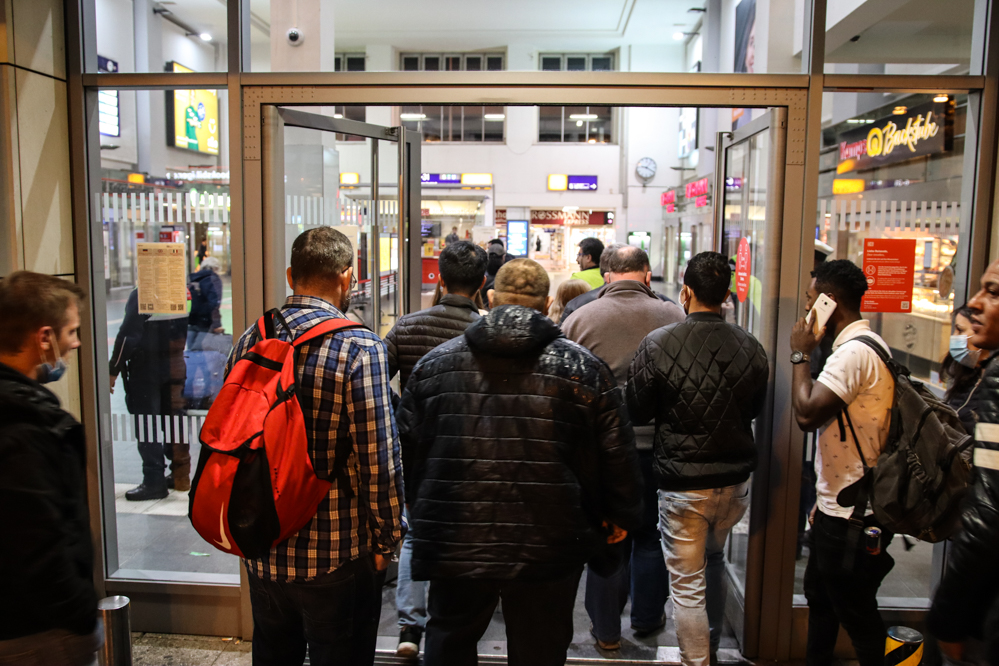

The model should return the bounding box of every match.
[270,0,335,72]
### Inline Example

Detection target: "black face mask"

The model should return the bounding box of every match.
[487,253,504,275]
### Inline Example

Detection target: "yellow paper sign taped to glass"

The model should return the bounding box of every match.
[137,243,188,314]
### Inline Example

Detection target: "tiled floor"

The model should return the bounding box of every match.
[131,633,251,666]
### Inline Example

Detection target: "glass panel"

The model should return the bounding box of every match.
[539,106,563,142]
[345,56,366,72]
[334,56,342,72]
[98,88,237,580]
[563,106,588,143]
[465,55,482,71]
[402,56,420,71]
[540,56,562,71]
[591,55,614,71]
[586,106,613,144]
[462,106,484,142]
[483,105,505,142]
[444,56,462,71]
[423,56,440,71]
[823,0,976,75]
[486,55,504,71]
[566,56,587,71]
[334,105,367,142]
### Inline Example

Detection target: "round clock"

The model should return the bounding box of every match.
[636,157,657,182]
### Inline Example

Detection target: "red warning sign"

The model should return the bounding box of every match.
[736,237,751,303]
[860,238,916,313]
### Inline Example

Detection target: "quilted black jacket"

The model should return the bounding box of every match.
[398,305,644,581]
[928,356,999,655]
[384,293,480,389]
[627,311,769,491]
[0,362,97,640]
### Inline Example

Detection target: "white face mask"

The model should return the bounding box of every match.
[680,287,691,314]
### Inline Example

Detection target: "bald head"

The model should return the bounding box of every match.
[490,258,553,313]
[605,244,652,285]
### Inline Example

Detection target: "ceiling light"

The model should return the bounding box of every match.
[199,33,212,41]
[400,113,426,120]
[673,31,685,41]
[568,113,599,121]
[576,120,583,127]
[484,113,505,121]
[332,113,344,119]
[893,106,907,115]
[933,94,949,103]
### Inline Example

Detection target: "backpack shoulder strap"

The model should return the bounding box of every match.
[256,308,292,341]
[848,335,902,378]
[292,317,365,347]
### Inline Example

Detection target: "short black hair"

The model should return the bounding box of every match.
[439,241,488,295]
[684,252,731,306]
[579,237,604,265]
[290,227,353,285]
[813,259,868,311]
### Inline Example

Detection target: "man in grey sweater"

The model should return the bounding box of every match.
[562,244,685,649]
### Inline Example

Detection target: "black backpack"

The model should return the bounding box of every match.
[837,336,974,550]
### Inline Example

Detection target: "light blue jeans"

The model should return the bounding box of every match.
[396,507,428,632]
[659,481,750,666]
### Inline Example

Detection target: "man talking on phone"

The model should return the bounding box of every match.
[789,259,896,666]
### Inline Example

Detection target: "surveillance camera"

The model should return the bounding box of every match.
[287,28,303,46]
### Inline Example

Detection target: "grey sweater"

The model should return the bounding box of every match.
[562,280,686,450]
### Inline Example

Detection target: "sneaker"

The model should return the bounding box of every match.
[397,626,422,660]
[125,483,168,502]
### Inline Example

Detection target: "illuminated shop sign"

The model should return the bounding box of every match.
[832,179,866,194]
[530,210,612,225]
[695,195,708,208]
[725,177,743,190]
[422,173,462,185]
[685,178,710,199]
[661,190,676,206]
[548,174,598,191]
[98,56,120,137]
[837,102,948,172]
[665,203,676,213]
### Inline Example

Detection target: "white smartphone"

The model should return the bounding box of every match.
[810,294,837,334]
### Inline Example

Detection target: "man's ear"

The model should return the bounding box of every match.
[603,272,611,284]
[542,295,554,316]
[644,271,652,287]
[487,289,495,308]
[479,275,487,290]
[286,267,294,291]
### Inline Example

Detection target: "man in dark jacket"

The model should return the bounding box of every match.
[627,252,769,666]
[384,240,487,660]
[399,258,643,666]
[0,271,103,665]
[562,244,684,649]
[478,239,514,307]
[928,258,999,665]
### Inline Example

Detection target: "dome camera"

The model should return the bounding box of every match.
[287,28,304,46]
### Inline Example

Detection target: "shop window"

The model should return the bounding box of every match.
[400,53,505,71]
[334,53,366,72]
[401,105,505,143]
[538,106,614,143]
[332,105,368,142]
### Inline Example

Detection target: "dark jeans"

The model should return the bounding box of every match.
[804,511,895,666]
[425,567,584,666]
[247,555,386,666]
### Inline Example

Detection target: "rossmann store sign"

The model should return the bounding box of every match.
[837,102,949,172]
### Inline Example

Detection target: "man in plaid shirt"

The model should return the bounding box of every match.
[228,227,404,666]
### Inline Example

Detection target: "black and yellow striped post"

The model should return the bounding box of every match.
[885,626,923,666]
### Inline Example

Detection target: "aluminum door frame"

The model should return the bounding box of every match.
[712,108,789,654]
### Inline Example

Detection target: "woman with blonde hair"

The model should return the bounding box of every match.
[549,278,591,325]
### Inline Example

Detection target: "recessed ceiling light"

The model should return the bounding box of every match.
[568,113,599,120]
[933,94,949,103]
[332,113,343,119]
[199,33,212,41]
[400,113,426,120]
[484,113,505,121]
[673,31,685,41]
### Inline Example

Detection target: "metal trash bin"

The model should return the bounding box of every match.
[97,596,132,666]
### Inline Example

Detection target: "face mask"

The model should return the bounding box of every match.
[680,288,690,314]
[37,335,67,384]
[949,334,982,368]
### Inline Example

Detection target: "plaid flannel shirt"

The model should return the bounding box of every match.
[227,295,404,582]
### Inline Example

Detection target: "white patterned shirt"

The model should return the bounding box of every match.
[814,320,894,519]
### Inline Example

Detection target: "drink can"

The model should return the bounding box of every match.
[865,526,882,555]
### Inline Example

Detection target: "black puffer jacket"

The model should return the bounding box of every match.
[398,305,643,581]
[384,293,479,389]
[928,356,999,657]
[627,311,769,490]
[0,362,97,640]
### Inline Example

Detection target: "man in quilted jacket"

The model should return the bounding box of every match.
[398,258,643,666]
[627,251,769,666]
[928,258,999,665]
[383,240,487,660]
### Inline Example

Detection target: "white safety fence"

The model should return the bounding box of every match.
[819,198,962,234]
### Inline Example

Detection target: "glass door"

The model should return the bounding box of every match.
[713,108,787,652]
[260,107,422,335]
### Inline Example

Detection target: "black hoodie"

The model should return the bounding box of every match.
[0,362,97,640]
[397,305,643,581]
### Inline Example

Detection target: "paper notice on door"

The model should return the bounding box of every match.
[137,243,187,314]
[860,238,916,313]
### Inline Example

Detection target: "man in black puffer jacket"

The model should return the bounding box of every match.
[928,259,999,666]
[627,252,768,666]
[399,258,643,666]
[384,240,487,661]
[0,272,103,665]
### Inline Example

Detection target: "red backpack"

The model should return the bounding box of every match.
[189,309,362,558]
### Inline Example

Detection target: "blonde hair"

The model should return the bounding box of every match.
[548,278,590,325]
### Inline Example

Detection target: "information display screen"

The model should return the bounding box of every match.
[506,220,529,257]
[166,62,220,156]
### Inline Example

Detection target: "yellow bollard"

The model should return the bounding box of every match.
[885,626,923,666]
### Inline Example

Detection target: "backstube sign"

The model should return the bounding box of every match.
[837,102,948,171]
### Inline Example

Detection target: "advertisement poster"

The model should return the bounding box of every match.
[732,0,756,129]
[166,62,220,155]
[860,238,916,313]
[735,237,752,303]
[137,243,187,314]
